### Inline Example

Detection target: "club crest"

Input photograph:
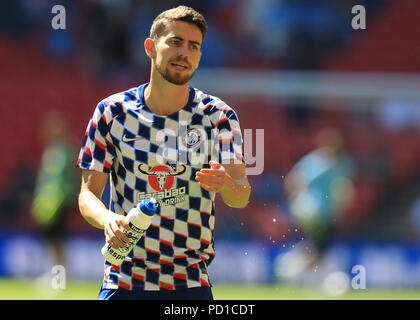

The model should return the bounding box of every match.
[182,127,202,148]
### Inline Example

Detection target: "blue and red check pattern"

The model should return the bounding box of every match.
[77,83,244,290]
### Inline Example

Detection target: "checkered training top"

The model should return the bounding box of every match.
[77,83,244,290]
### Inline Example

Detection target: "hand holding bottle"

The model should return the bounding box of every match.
[103,212,131,249]
[102,198,157,265]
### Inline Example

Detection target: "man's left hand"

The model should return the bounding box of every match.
[195,160,227,192]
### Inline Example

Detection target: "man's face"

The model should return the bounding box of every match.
[152,20,202,85]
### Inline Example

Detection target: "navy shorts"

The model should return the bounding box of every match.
[97,285,214,300]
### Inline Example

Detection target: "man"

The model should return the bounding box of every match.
[32,112,77,271]
[77,6,251,300]
[278,128,354,284]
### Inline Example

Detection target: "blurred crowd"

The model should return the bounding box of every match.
[1,0,389,79]
[1,0,420,250]
[216,97,420,244]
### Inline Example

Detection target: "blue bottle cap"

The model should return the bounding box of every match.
[138,198,157,216]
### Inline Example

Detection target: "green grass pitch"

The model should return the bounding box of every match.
[0,278,419,300]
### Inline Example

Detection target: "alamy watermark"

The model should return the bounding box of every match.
[51,265,66,290]
[148,125,264,176]
[51,4,367,32]
[352,5,366,30]
[51,5,66,30]
[351,264,366,290]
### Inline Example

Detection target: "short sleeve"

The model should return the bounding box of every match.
[215,107,245,164]
[77,100,116,173]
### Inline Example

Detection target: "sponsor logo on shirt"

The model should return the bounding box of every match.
[137,163,187,206]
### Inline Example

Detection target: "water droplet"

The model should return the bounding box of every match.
[244,252,248,255]
[272,218,276,222]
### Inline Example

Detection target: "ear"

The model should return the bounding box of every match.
[144,38,155,59]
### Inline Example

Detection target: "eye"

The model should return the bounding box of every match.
[190,44,199,51]
[169,39,181,46]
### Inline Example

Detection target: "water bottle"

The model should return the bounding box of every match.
[102,198,157,265]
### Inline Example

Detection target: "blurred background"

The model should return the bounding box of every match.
[1,0,420,299]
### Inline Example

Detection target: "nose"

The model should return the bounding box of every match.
[177,43,188,56]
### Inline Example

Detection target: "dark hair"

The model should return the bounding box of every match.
[150,6,207,41]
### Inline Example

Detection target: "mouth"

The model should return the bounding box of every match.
[170,62,189,70]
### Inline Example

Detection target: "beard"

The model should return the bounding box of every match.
[155,59,196,85]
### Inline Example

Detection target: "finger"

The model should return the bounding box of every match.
[198,169,224,176]
[196,177,224,191]
[106,234,120,250]
[110,221,129,247]
[209,160,221,169]
[199,182,217,192]
[117,216,131,231]
[196,172,220,181]
[197,171,226,183]
[196,174,225,187]
[115,228,130,245]
[109,219,121,235]
[107,231,127,248]
[195,174,223,186]
[113,235,128,248]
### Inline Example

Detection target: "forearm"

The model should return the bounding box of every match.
[78,190,109,229]
[219,174,251,208]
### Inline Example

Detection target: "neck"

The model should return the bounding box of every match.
[144,68,190,116]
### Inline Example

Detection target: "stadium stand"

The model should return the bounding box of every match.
[1,0,419,243]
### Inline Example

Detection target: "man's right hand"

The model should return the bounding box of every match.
[79,170,131,249]
[103,213,131,249]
